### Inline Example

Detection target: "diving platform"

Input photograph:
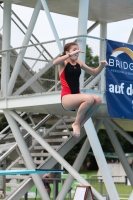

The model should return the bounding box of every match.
[0,89,132,132]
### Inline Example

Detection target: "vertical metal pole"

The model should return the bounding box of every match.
[1,0,11,97]
[99,22,107,91]
[56,138,90,200]
[56,119,103,200]
[9,110,105,200]
[53,179,56,199]
[8,0,42,95]
[4,111,50,200]
[104,120,133,187]
[100,22,107,39]
[84,118,119,200]
[41,0,63,53]
[62,39,65,48]
[77,0,89,88]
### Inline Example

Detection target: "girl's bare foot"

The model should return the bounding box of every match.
[72,122,80,138]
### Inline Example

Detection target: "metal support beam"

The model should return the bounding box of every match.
[84,118,119,200]
[100,22,107,39]
[104,120,133,187]
[4,111,50,200]
[1,0,11,96]
[41,0,63,53]
[9,110,105,200]
[128,28,133,43]
[8,0,42,95]
[87,21,100,34]
[99,22,107,91]
[56,138,90,200]
[77,0,89,88]
[106,119,133,145]
[13,59,54,96]
[56,119,103,200]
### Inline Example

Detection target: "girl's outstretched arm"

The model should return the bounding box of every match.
[80,60,108,75]
[53,54,70,65]
[53,49,84,65]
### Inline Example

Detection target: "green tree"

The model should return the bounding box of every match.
[85,45,99,80]
[0,116,8,132]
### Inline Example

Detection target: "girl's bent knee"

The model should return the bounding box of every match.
[86,97,94,105]
[95,96,102,105]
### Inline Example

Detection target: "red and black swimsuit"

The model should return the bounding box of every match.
[60,61,81,97]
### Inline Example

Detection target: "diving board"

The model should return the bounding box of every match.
[0,169,65,176]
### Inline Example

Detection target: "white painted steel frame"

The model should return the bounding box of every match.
[78,0,89,88]
[1,0,132,199]
[84,118,119,200]
[13,59,54,96]
[56,137,91,200]
[9,110,105,200]
[41,0,63,53]
[1,0,11,97]
[104,120,133,187]
[0,90,104,111]
[99,22,107,91]
[0,112,25,135]
[4,111,50,200]
[106,119,133,145]
[56,119,103,200]
[8,0,42,96]
[87,21,100,34]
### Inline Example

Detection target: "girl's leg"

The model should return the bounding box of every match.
[62,94,95,136]
[80,95,102,127]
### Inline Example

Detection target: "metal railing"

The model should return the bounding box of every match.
[0,35,106,96]
[33,176,132,200]
[0,4,53,61]
[0,114,52,164]
[0,4,107,95]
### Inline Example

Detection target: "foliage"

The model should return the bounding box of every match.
[65,128,133,170]
[0,116,8,132]
[85,45,99,80]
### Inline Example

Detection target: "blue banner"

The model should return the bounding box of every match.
[106,40,133,119]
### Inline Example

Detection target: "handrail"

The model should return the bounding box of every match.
[0,113,31,142]
[0,34,105,54]
[0,114,52,162]
[0,4,105,92]
[0,4,53,60]
[0,112,26,135]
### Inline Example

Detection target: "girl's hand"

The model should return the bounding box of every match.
[75,49,84,54]
[100,60,108,68]
[69,49,84,57]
